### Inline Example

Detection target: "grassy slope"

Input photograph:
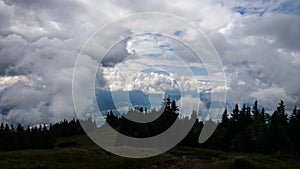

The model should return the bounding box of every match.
[0,135,299,169]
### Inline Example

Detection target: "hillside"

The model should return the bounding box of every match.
[0,134,300,169]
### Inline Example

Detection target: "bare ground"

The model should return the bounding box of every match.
[145,155,214,169]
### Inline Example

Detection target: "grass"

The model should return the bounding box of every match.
[0,147,172,169]
[0,135,300,169]
[0,135,172,169]
[206,152,300,169]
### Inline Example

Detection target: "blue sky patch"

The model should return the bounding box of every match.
[232,6,265,16]
[174,30,184,36]
[159,44,175,51]
[141,68,170,75]
[143,53,161,57]
[272,1,300,15]
[232,0,300,16]
[189,67,209,76]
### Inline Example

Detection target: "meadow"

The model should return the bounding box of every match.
[0,134,299,169]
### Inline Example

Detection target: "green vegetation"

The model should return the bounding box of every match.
[0,119,85,151]
[0,135,299,169]
[1,99,300,168]
[0,135,171,169]
[204,100,300,154]
[106,99,300,154]
[206,154,300,169]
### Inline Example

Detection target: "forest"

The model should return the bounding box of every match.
[0,118,85,151]
[1,98,300,155]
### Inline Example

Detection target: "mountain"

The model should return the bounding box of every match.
[95,89,182,114]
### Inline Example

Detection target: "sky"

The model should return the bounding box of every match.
[0,0,300,125]
[95,33,217,120]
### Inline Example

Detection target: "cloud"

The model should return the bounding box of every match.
[0,0,299,124]
[250,86,297,109]
[100,34,213,95]
[208,13,300,108]
[245,14,300,50]
[101,39,130,67]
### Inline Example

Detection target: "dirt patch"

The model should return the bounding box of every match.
[145,155,213,169]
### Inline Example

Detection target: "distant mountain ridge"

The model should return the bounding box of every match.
[95,89,182,114]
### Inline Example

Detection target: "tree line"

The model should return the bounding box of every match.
[106,97,179,138]
[106,98,300,154]
[1,98,300,154]
[0,119,85,151]
[204,100,300,154]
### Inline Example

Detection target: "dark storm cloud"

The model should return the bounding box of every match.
[245,14,300,51]
[101,39,130,67]
[0,35,28,75]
